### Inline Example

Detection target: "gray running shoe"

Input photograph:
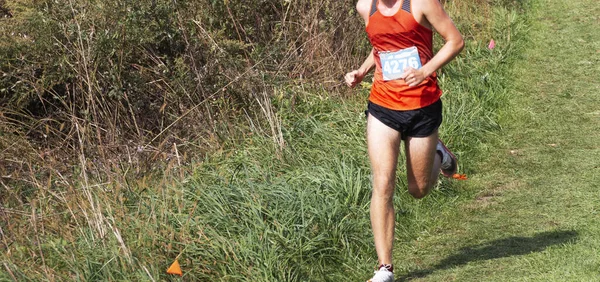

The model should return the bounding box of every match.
[437,139,457,177]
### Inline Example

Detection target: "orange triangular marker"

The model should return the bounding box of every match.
[167,259,183,276]
[452,173,468,180]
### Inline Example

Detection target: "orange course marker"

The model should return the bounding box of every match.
[452,174,468,180]
[167,260,183,276]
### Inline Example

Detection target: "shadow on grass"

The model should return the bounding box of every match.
[396,230,578,281]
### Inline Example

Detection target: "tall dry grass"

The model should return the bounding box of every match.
[0,0,369,197]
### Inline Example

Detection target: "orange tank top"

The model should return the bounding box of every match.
[366,0,442,110]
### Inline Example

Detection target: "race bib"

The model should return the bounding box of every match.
[380,46,422,81]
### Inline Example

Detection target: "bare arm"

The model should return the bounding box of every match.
[345,0,376,88]
[358,49,376,76]
[345,48,376,88]
[401,0,464,86]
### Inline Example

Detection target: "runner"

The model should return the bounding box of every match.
[344,0,464,281]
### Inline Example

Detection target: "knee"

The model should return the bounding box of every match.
[407,182,432,199]
[372,176,395,199]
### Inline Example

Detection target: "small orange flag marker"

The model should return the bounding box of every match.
[452,173,468,180]
[167,259,183,276]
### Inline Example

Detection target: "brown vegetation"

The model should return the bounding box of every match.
[0,0,369,191]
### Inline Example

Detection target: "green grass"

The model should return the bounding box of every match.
[390,0,600,280]
[0,0,535,281]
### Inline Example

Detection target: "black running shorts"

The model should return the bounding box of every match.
[366,99,442,140]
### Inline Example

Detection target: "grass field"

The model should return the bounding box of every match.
[392,0,600,280]
[3,0,599,280]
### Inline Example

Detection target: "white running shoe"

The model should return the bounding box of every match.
[437,139,457,178]
[367,265,394,282]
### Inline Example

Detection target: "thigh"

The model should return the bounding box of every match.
[367,113,402,193]
[404,130,438,192]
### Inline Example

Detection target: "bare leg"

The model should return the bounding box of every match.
[367,114,401,265]
[404,131,442,199]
